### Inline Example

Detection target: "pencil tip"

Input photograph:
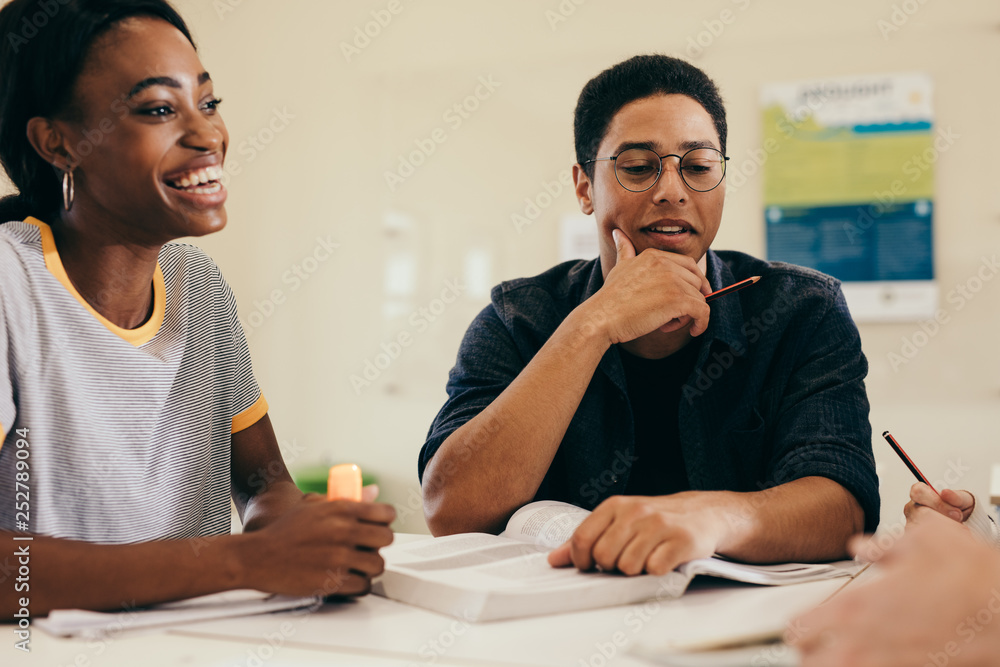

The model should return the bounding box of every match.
[751,276,761,283]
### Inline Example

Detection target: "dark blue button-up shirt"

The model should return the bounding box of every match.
[419,250,880,532]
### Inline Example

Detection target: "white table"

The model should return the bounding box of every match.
[4,536,870,667]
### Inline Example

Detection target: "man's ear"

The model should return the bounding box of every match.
[573,163,595,215]
[25,116,76,171]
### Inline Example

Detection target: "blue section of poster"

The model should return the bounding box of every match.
[765,200,933,282]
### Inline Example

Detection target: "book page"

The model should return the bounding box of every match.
[501,500,591,549]
[384,533,591,588]
[680,557,860,586]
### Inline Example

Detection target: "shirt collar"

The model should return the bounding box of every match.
[703,249,749,354]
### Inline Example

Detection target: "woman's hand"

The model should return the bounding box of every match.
[904,482,975,524]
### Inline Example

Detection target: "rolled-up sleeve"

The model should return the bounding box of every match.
[766,287,881,532]
[418,300,526,481]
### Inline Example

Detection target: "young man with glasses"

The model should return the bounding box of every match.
[419,55,879,576]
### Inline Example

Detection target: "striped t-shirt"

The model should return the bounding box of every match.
[0,217,267,543]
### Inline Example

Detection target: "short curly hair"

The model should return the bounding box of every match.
[574,54,727,179]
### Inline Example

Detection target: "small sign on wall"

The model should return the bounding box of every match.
[559,213,600,263]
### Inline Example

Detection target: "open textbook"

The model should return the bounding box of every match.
[373,501,859,622]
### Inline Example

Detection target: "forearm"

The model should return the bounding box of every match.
[1,529,252,618]
[710,476,864,563]
[230,415,306,533]
[240,480,305,532]
[423,306,611,535]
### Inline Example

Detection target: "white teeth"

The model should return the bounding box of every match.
[169,165,224,190]
[650,226,685,233]
[190,182,221,195]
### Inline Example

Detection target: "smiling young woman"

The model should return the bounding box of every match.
[0,0,393,617]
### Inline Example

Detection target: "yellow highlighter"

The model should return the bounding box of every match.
[327,463,363,501]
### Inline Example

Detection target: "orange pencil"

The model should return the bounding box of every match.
[705,276,761,302]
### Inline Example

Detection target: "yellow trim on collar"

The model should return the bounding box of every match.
[24,217,165,347]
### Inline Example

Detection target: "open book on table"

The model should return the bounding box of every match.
[373,500,859,622]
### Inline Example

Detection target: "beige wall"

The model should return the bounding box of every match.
[6,1,999,533]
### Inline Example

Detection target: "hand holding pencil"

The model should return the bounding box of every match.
[882,430,976,525]
[906,484,975,525]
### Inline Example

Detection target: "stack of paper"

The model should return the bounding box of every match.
[36,590,320,639]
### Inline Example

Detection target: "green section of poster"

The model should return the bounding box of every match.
[761,105,934,208]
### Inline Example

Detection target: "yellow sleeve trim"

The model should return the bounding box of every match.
[232,393,268,434]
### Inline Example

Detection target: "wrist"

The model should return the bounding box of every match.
[699,490,753,554]
[241,481,305,532]
[565,298,615,352]
[225,532,258,590]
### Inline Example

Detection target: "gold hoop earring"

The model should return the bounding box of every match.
[62,168,74,211]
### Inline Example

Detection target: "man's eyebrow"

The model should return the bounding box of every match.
[611,140,657,155]
[678,139,718,152]
[610,139,719,155]
[125,71,212,100]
